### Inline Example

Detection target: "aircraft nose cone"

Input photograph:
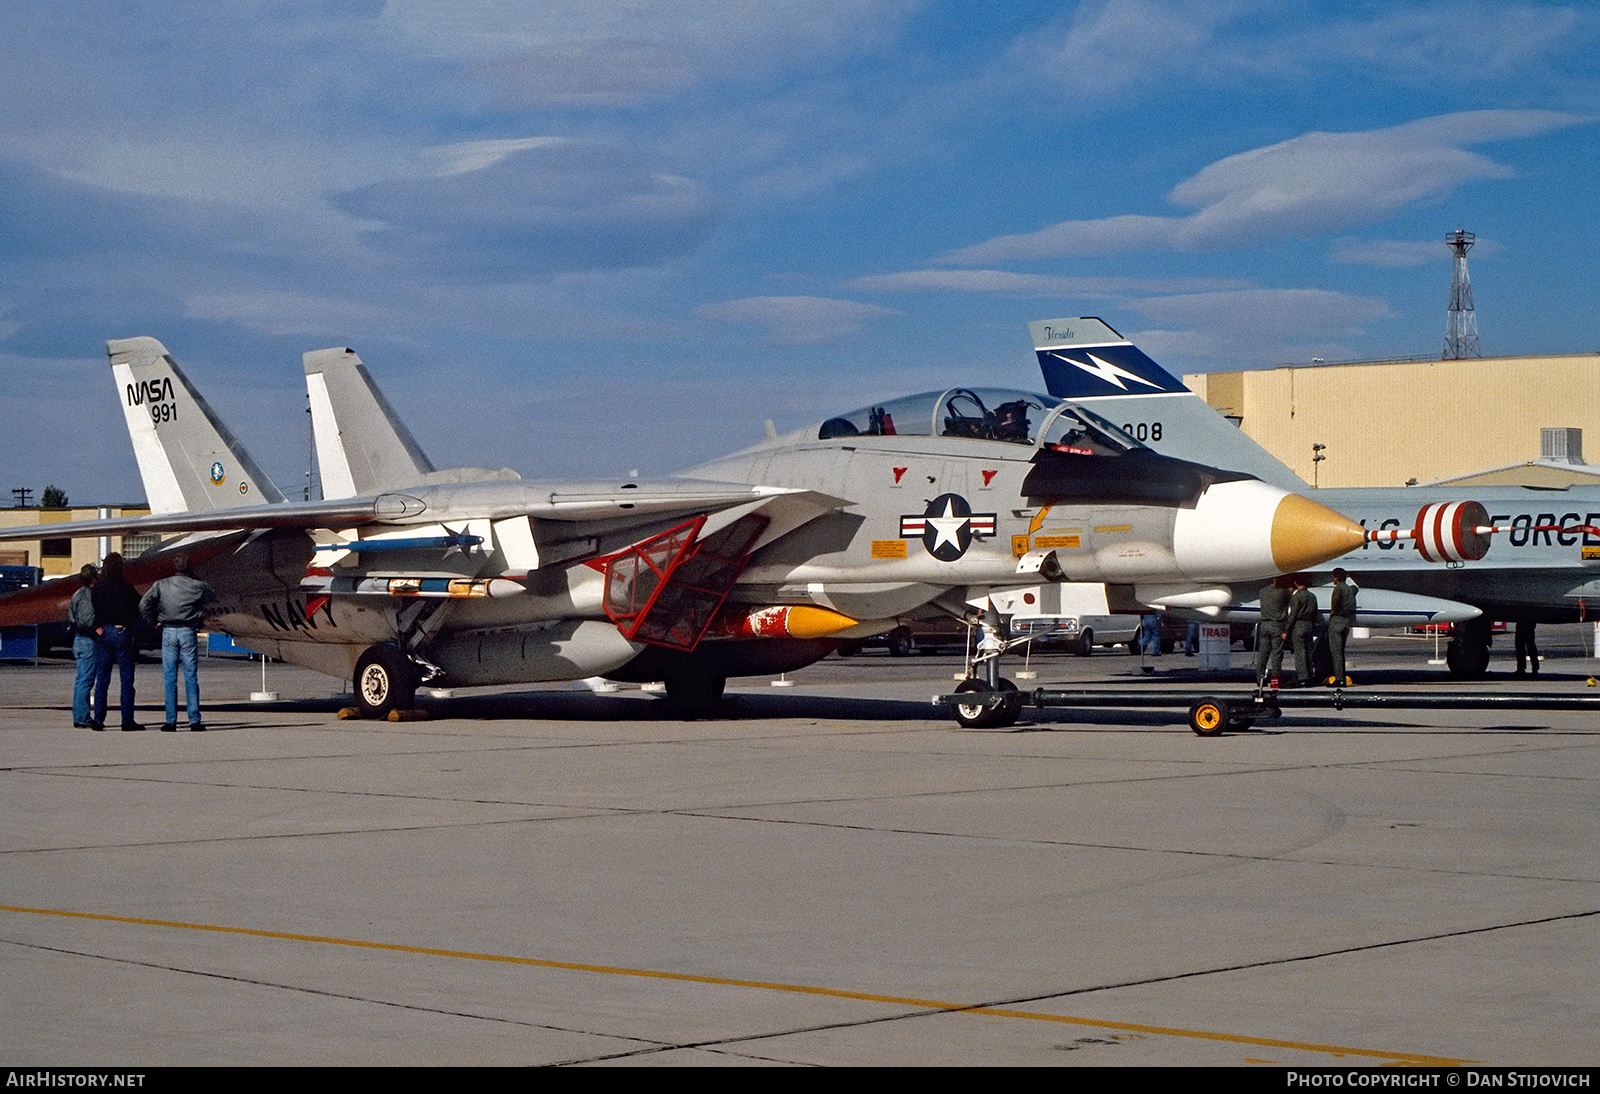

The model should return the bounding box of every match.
[1172,480,1365,580]
[1269,492,1368,572]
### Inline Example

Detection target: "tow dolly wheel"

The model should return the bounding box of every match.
[1188,698,1229,737]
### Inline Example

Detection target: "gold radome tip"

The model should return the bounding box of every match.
[1270,494,1369,573]
[780,605,860,640]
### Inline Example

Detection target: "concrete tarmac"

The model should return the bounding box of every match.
[3,631,1598,1066]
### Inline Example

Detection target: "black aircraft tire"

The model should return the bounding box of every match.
[665,672,727,705]
[355,644,417,718]
[887,627,914,657]
[1445,619,1492,680]
[1445,637,1490,679]
[996,677,1023,728]
[952,679,1003,729]
[1188,698,1229,737]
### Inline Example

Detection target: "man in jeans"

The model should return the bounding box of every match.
[68,563,99,728]
[140,554,216,732]
[92,552,144,731]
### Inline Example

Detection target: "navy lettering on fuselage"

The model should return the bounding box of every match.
[258,597,335,632]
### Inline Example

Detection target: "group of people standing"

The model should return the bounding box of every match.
[1253,569,1358,689]
[68,553,216,732]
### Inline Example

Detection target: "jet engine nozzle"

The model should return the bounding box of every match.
[1173,481,1367,581]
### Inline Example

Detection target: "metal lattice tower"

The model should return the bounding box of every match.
[1442,228,1480,359]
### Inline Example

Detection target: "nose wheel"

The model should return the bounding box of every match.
[953,678,1022,729]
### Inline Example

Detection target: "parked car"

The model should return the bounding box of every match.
[845,616,974,657]
[1011,614,1143,656]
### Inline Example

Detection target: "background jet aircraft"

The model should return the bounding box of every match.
[1032,317,1600,676]
[1,336,1367,725]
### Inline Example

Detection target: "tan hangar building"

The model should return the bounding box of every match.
[1186,351,1600,489]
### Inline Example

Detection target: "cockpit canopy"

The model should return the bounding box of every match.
[817,387,1144,457]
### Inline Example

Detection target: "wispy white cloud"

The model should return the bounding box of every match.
[695,296,898,343]
[334,140,720,277]
[387,0,927,99]
[1329,238,1441,268]
[1123,288,1395,365]
[1331,234,1504,268]
[1014,1,1594,101]
[939,111,1593,263]
[847,268,1253,296]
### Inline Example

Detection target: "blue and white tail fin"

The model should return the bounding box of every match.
[1031,317,1306,490]
[109,337,287,515]
[303,347,435,498]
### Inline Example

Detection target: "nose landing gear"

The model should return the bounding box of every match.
[951,602,1025,728]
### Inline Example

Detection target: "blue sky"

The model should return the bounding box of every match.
[2,1,1596,503]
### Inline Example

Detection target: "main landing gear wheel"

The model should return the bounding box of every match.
[1445,618,1491,679]
[665,671,727,705]
[1188,698,1229,737]
[952,678,1021,729]
[355,643,417,718]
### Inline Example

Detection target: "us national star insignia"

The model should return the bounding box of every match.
[899,494,996,561]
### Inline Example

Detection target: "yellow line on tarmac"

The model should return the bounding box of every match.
[3,902,1467,1066]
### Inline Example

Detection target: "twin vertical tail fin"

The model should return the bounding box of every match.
[108,337,286,515]
[303,348,435,498]
[1030,317,1307,491]
[1030,317,1190,398]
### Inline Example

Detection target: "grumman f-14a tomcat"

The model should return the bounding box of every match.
[1032,317,1600,677]
[0,335,1370,726]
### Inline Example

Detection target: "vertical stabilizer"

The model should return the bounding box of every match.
[304,347,435,498]
[108,337,286,515]
[1030,318,1307,490]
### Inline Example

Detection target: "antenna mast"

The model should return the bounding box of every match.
[1442,228,1481,359]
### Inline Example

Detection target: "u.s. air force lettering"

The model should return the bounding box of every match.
[900,493,996,561]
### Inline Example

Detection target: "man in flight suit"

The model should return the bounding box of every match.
[1255,576,1290,688]
[1327,567,1357,687]
[1286,574,1320,688]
